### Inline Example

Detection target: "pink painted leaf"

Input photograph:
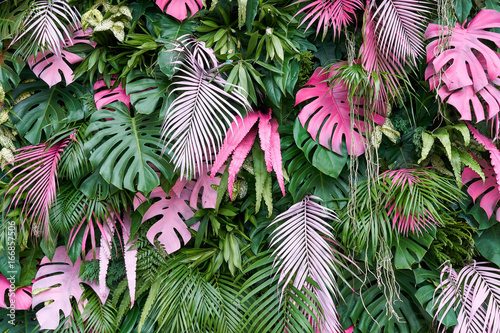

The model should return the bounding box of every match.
[99,218,115,300]
[155,0,204,21]
[425,10,500,131]
[227,128,258,200]
[28,27,93,87]
[187,164,222,209]
[32,246,108,330]
[466,123,500,190]
[462,157,500,220]
[269,119,285,196]
[294,0,362,39]
[5,136,72,237]
[134,186,194,254]
[295,67,368,156]
[121,212,137,306]
[0,274,32,310]
[94,78,131,110]
[257,112,273,172]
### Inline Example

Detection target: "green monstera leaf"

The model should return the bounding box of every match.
[85,101,173,194]
[12,80,85,144]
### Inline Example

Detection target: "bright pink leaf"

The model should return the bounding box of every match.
[228,128,258,200]
[467,123,500,191]
[155,0,204,21]
[257,112,273,172]
[94,79,131,110]
[270,119,285,196]
[425,10,500,132]
[295,67,368,156]
[0,274,32,310]
[462,156,500,220]
[32,247,108,330]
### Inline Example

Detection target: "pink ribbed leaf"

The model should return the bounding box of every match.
[270,119,285,196]
[28,27,93,87]
[5,137,72,237]
[466,123,500,189]
[32,247,108,330]
[227,128,258,200]
[121,212,137,306]
[434,262,500,333]
[0,275,32,310]
[99,218,115,300]
[155,0,204,21]
[295,67,370,156]
[425,10,500,130]
[462,156,500,220]
[94,79,131,110]
[294,0,362,38]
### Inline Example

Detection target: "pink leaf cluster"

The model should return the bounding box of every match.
[28,27,94,87]
[94,78,131,110]
[32,247,108,330]
[382,169,439,234]
[295,67,384,156]
[134,165,220,254]
[462,156,500,220]
[210,111,285,199]
[0,274,32,310]
[155,0,203,21]
[294,0,363,38]
[5,136,72,237]
[425,10,500,134]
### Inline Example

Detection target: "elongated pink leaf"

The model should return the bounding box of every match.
[294,0,362,38]
[155,0,204,21]
[0,274,32,310]
[426,10,500,133]
[99,218,115,300]
[32,247,108,330]
[5,137,72,236]
[466,123,500,190]
[228,128,258,200]
[462,156,500,220]
[295,67,368,156]
[257,111,273,172]
[270,119,285,196]
[121,212,137,306]
[94,79,131,110]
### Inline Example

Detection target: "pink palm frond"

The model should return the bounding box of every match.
[434,262,500,333]
[5,136,72,236]
[294,0,363,39]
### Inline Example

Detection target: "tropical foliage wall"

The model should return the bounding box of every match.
[1,0,500,331]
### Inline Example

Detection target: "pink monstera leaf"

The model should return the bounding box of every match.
[155,0,203,21]
[28,27,94,87]
[210,111,285,199]
[94,78,131,110]
[295,67,384,156]
[462,156,500,220]
[425,10,500,131]
[32,247,108,330]
[0,274,32,310]
[185,164,221,209]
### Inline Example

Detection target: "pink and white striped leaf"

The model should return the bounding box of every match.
[32,247,108,330]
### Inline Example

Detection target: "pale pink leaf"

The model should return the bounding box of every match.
[32,247,108,330]
[270,119,285,196]
[155,0,204,21]
[99,219,115,300]
[0,274,32,310]
[187,164,222,209]
[257,111,273,172]
[122,212,137,306]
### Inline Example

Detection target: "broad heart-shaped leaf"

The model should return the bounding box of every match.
[295,67,384,156]
[0,50,24,93]
[134,186,194,254]
[155,0,204,21]
[94,78,131,110]
[474,224,500,268]
[32,246,108,330]
[0,274,32,310]
[393,232,434,270]
[462,156,500,220]
[425,10,500,130]
[85,101,173,194]
[126,70,169,115]
[27,27,93,88]
[12,80,85,144]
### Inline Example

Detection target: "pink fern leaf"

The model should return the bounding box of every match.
[257,111,273,172]
[155,0,204,21]
[134,186,194,254]
[94,78,131,110]
[99,218,115,300]
[294,0,363,39]
[467,123,500,191]
[270,119,285,196]
[462,157,500,220]
[121,212,137,306]
[32,247,108,330]
[28,27,93,87]
[0,274,32,310]
[228,128,258,200]
[295,67,368,156]
[5,137,71,237]
[425,10,500,132]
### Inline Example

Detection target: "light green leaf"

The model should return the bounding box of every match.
[433,128,452,161]
[418,131,435,163]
